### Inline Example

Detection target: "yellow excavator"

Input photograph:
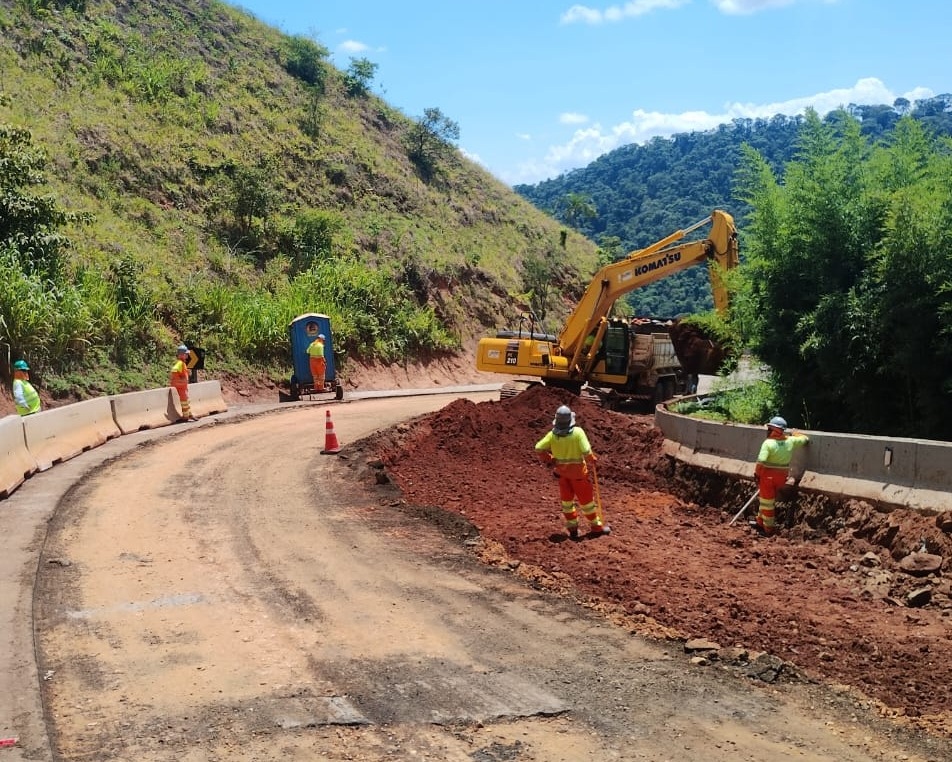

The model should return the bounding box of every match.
[475,210,739,406]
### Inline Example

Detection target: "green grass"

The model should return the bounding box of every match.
[0,0,600,397]
[670,379,778,425]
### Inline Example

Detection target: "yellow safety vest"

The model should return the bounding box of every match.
[13,378,41,416]
[535,427,593,478]
[757,434,809,468]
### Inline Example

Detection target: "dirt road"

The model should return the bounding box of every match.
[5,395,948,760]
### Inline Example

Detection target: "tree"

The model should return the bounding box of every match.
[343,57,377,97]
[283,35,328,89]
[735,112,952,437]
[300,85,325,140]
[0,118,86,281]
[405,107,459,180]
[559,192,597,230]
[595,234,624,269]
[227,162,280,242]
[0,108,93,368]
[521,245,561,328]
[287,209,345,274]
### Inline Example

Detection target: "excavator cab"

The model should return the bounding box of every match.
[602,322,629,376]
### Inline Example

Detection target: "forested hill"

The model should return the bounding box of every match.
[515,96,952,316]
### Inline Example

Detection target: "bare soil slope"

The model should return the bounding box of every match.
[361,384,952,738]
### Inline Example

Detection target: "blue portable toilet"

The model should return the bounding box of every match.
[286,313,343,400]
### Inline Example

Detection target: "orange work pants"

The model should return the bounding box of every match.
[756,465,788,534]
[172,383,192,419]
[309,357,326,389]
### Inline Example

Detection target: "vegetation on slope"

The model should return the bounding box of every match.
[0,0,599,398]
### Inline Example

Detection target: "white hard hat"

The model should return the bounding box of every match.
[553,405,576,435]
[177,344,189,354]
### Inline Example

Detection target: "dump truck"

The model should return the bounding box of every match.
[477,211,739,408]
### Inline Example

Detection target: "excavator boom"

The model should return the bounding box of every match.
[475,210,739,400]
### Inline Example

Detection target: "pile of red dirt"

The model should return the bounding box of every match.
[359,384,952,737]
[668,319,728,376]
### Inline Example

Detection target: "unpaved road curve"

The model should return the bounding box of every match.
[8,395,945,761]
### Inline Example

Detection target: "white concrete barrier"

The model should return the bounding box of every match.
[183,380,228,418]
[110,387,179,434]
[656,404,952,513]
[0,415,38,498]
[22,398,121,471]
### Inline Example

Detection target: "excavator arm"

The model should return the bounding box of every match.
[475,210,739,391]
[560,210,738,370]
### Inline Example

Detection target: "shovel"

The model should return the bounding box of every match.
[728,489,759,526]
[590,458,604,524]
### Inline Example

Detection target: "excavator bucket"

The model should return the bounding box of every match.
[668,319,730,377]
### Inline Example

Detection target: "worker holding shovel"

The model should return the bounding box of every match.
[535,404,610,541]
[752,416,809,536]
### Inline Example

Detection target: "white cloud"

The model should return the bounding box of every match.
[504,78,934,185]
[460,147,483,165]
[561,0,688,25]
[561,0,838,24]
[711,0,796,14]
[559,112,590,125]
[516,132,532,141]
[339,39,368,54]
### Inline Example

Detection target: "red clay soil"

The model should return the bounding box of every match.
[361,384,952,739]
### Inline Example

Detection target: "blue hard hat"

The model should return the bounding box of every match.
[13,359,29,371]
[767,416,788,430]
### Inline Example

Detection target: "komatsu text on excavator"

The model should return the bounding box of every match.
[475,210,739,406]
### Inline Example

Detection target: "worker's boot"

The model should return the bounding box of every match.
[749,516,775,537]
[589,524,612,537]
[568,527,580,541]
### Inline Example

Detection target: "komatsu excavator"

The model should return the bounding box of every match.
[475,210,739,406]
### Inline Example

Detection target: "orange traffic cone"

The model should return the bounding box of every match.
[321,409,342,454]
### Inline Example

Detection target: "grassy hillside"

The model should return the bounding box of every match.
[0,0,599,398]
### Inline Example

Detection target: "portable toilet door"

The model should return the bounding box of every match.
[288,313,337,391]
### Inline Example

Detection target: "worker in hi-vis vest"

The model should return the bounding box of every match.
[307,333,326,390]
[169,344,197,422]
[753,416,809,536]
[535,405,610,541]
[11,359,41,416]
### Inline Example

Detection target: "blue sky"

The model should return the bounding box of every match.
[232,0,948,186]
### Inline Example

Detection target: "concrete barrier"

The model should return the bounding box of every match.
[0,415,38,498]
[1,380,231,501]
[654,407,698,450]
[110,387,180,434]
[180,380,228,419]
[656,404,952,513]
[914,438,952,489]
[22,398,121,471]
